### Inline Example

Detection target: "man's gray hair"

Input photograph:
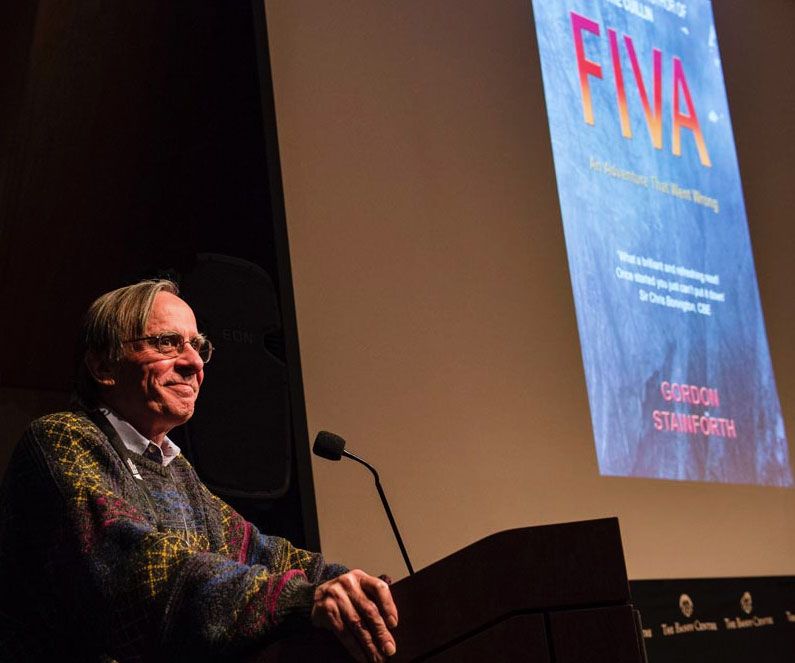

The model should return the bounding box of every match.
[75,279,179,405]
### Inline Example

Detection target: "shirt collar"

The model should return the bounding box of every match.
[100,406,181,467]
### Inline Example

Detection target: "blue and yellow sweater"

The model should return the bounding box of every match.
[0,410,345,662]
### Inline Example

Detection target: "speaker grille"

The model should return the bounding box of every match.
[179,254,291,499]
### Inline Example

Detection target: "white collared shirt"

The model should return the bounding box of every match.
[101,407,181,467]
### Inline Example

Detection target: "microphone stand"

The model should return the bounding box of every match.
[342,449,415,576]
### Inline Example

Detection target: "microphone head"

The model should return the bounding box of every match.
[313,431,347,461]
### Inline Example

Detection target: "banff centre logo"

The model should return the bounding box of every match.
[679,594,694,618]
[740,592,753,615]
[724,591,775,630]
[661,593,718,636]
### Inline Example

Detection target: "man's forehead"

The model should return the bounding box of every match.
[145,292,198,333]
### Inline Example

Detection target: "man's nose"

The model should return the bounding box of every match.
[176,343,205,372]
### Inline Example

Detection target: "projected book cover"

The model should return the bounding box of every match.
[530,0,792,485]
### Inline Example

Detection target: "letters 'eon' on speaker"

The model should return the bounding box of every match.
[179,253,292,499]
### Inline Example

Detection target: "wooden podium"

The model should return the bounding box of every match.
[252,518,647,662]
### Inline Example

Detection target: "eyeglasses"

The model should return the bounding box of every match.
[122,332,213,363]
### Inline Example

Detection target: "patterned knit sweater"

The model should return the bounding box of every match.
[0,410,346,662]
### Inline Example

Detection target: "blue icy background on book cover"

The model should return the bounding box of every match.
[530,0,791,485]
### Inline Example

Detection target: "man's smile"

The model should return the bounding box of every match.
[164,381,197,395]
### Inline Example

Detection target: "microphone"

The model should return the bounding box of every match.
[313,430,346,461]
[313,431,414,576]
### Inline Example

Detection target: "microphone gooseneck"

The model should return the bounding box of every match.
[313,431,415,576]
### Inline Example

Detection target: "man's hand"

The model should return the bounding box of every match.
[311,569,398,663]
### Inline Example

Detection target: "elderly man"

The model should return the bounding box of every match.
[0,280,397,662]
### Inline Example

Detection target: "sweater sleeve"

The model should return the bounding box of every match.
[165,461,349,647]
[192,471,348,586]
[7,413,345,661]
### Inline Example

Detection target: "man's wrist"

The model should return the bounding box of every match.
[276,576,317,622]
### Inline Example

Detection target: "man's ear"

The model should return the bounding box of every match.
[85,352,118,387]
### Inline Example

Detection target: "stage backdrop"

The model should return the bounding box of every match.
[262,0,794,581]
